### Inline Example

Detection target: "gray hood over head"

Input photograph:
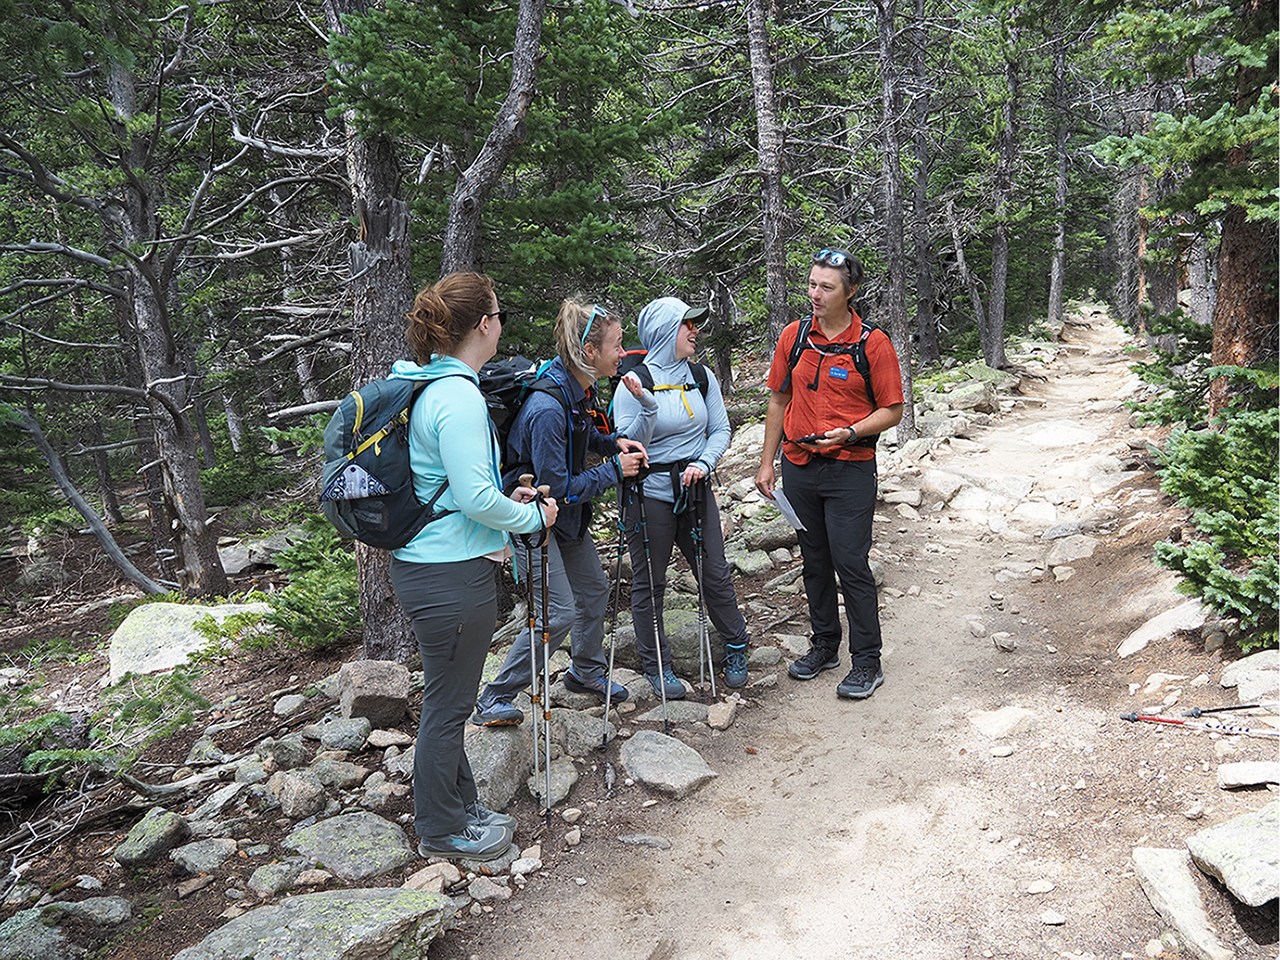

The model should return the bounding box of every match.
[636,296,706,385]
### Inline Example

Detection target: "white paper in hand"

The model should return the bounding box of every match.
[771,488,806,531]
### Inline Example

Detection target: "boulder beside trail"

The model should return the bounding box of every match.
[108,602,269,683]
[620,729,716,799]
[171,888,453,960]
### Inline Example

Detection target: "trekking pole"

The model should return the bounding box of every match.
[519,474,544,814]
[636,482,670,736]
[600,479,627,752]
[1120,712,1280,739]
[538,481,553,823]
[691,477,715,703]
[1182,702,1278,718]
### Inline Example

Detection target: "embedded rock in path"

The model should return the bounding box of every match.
[636,700,709,724]
[338,660,409,727]
[268,769,327,819]
[527,756,578,807]
[108,602,270,683]
[724,542,775,577]
[113,806,190,867]
[0,907,87,960]
[465,722,530,812]
[1186,801,1279,907]
[968,706,1037,739]
[171,888,453,960]
[707,700,738,730]
[611,610,727,679]
[45,896,132,927]
[1215,761,1280,789]
[549,707,616,756]
[742,515,799,552]
[1131,848,1233,960]
[1024,420,1097,447]
[921,469,965,506]
[1044,534,1099,567]
[170,837,238,875]
[619,729,716,799]
[1117,599,1207,659]
[1220,648,1280,702]
[283,811,415,881]
[248,856,315,899]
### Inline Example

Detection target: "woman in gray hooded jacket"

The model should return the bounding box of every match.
[612,296,750,696]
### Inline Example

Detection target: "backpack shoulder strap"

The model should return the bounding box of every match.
[854,319,880,408]
[779,317,814,394]
[690,363,710,399]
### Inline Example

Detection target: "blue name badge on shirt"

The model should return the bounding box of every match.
[829,367,849,380]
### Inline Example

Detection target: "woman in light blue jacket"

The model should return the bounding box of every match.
[613,296,750,697]
[388,271,558,862]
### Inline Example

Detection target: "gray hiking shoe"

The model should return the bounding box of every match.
[471,701,524,726]
[466,800,517,831]
[788,646,840,680]
[836,664,884,700]
[645,669,687,700]
[417,822,512,861]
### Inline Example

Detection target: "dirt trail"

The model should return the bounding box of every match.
[430,312,1276,960]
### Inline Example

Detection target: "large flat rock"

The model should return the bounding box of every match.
[171,888,452,960]
[1186,801,1280,907]
[1131,848,1233,960]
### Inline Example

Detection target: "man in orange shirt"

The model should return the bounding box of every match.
[755,249,904,700]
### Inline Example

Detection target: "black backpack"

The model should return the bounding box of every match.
[319,376,464,549]
[780,316,883,449]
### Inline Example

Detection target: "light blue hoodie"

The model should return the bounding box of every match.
[387,357,545,564]
[613,297,732,504]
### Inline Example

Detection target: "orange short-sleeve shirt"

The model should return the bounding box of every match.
[766,312,904,464]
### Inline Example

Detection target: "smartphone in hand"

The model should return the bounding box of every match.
[792,434,828,443]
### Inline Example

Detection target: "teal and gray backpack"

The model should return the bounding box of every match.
[319,377,458,549]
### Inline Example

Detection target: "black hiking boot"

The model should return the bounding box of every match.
[787,645,840,681]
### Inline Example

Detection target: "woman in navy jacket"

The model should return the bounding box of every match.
[473,300,646,725]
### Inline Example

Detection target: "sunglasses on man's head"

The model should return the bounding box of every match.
[813,248,850,268]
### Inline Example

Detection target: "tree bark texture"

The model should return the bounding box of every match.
[1207,207,1279,416]
[910,0,938,365]
[877,0,914,438]
[105,58,227,597]
[1047,40,1068,326]
[440,0,547,274]
[983,36,1016,369]
[326,0,420,663]
[945,199,988,337]
[745,0,790,347]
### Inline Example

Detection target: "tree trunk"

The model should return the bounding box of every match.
[983,36,1016,369]
[18,409,164,595]
[910,0,938,365]
[440,0,547,274]
[707,275,737,394]
[325,0,421,664]
[745,0,790,347]
[1207,208,1279,416]
[945,199,988,341]
[877,0,914,439]
[86,420,125,527]
[1047,40,1068,327]
[107,57,227,597]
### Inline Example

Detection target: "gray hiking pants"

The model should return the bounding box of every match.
[390,555,497,841]
[478,531,610,709]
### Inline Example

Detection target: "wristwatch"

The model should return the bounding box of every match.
[845,425,857,443]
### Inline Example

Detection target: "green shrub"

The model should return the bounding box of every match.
[1154,407,1279,651]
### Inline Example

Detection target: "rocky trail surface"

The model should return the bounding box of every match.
[429,309,1278,960]
[0,307,1275,960]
